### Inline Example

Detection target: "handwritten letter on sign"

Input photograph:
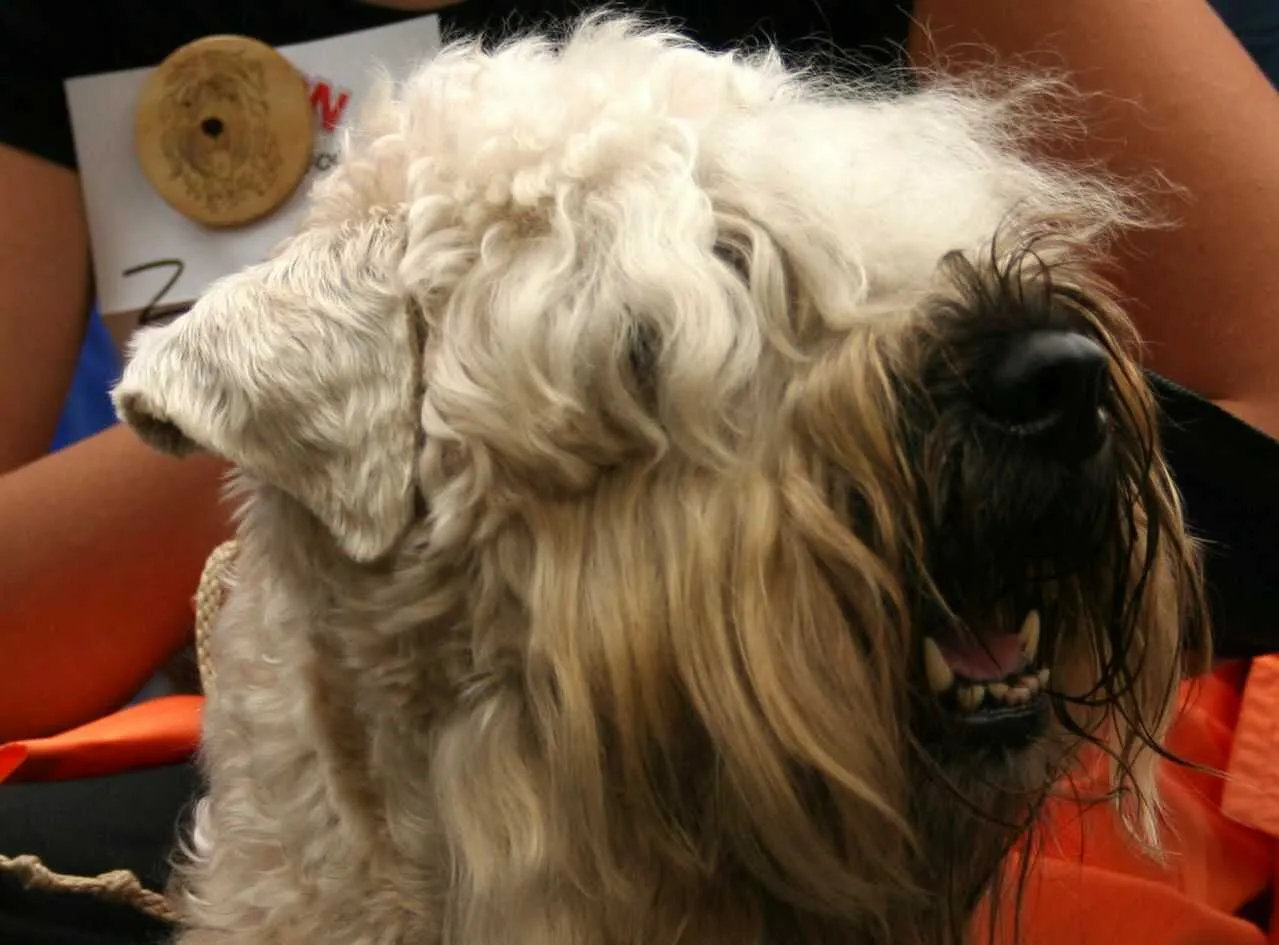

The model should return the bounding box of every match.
[65,17,442,338]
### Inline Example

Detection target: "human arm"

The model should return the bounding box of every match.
[909,0,1279,440]
[0,113,231,742]
[0,425,233,743]
[0,145,92,470]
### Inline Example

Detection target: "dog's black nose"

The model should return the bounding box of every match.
[976,329,1111,462]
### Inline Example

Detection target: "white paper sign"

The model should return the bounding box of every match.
[65,16,442,330]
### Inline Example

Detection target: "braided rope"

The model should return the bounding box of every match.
[0,853,179,923]
[193,539,239,696]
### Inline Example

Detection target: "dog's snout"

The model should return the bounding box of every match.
[975,329,1111,462]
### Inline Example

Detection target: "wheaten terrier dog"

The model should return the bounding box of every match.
[114,16,1209,945]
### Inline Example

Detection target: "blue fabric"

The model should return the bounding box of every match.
[1212,0,1279,87]
[48,305,121,452]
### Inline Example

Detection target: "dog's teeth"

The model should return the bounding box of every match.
[923,637,955,694]
[956,685,985,711]
[1037,668,1051,688]
[1008,685,1031,705]
[1021,674,1041,695]
[987,682,1010,700]
[1018,610,1041,663]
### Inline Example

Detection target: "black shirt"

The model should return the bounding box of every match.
[0,0,911,168]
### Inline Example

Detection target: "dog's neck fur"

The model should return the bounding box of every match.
[209,481,1029,945]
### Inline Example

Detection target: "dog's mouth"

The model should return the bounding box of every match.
[921,609,1050,748]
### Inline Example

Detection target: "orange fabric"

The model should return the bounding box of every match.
[1221,654,1279,945]
[0,694,202,784]
[979,661,1275,945]
[1223,655,1279,838]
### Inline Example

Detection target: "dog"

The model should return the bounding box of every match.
[114,16,1209,945]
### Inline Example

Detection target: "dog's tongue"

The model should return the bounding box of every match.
[936,632,1025,680]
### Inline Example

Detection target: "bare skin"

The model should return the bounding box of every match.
[0,428,232,742]
[0,146,91,471]
[0,146,232,742]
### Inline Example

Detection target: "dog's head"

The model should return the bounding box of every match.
[115,17,1208,944]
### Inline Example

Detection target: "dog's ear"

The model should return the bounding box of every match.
[112,218,420,562]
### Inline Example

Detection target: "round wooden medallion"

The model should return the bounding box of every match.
[134,35,315,228]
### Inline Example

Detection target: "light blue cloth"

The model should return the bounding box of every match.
[48,305,121,452]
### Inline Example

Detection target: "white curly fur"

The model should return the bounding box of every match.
[112,16,1200,945]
